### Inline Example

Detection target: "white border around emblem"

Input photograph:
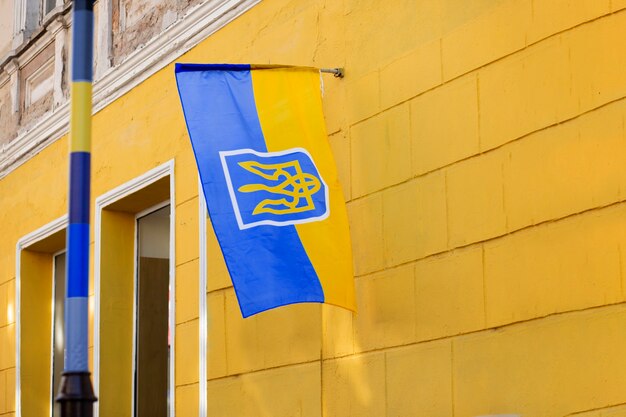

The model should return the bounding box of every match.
[219,147,331,230]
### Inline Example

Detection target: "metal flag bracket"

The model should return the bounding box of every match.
[320,68,345,78]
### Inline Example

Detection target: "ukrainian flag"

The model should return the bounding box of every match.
[175,64,355,317]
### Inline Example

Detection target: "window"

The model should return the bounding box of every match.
[43,0,56,17]
[51,251,66,417]
[95,165,174,417]
[134,204,171,417]
[17,221,67,417]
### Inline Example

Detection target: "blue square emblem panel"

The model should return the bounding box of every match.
[220,148,330,229]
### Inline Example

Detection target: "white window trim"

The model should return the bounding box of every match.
[198,177,207,417]
[93,159,175,417]
[50,248,66,417]
[15,214,69,417]
[24,56,54,108]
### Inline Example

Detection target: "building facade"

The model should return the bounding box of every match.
[1,0,626,416]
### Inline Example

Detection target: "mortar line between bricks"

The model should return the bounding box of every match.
[355,196,626,280]
[175,194,199,207]
[349,7,626,128]
[0,322,14,330]
[206,285,233,296]
[175,256,199,269]
[204,303,626,381]
[348,93,626,207]
[565,401,626,416]
[71,303,626,385]
[175,316,199,327]
[175,381,200,388]
[207,357,323,383]
[319,301,626,363]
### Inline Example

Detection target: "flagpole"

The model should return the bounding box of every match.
[56,0,97,416]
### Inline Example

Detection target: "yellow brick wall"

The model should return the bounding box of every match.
[198,1,626,416]
[1,0,626,416]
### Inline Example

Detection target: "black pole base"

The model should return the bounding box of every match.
[56,372,97,417]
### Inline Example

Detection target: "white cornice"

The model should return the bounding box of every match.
[0,0,260,179]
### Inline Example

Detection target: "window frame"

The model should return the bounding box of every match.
[50,248,66,417]
[15,215,68,417]
[93,160,175,417]
[132,200,172,417]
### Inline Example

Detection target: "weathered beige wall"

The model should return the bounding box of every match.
[0,0,13,57]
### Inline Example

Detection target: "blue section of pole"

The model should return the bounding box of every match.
[68,153,91,224]
[65,0,93,375]
[64,297,89,371]
[71,10,94,82]
[57,0,97,414]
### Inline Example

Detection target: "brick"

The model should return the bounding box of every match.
[479,35,575,151]
[613,0,626,11]
[175,197,199,266]
[527,0,610,43]
[603,405,626,416]
[175,383,198,417]
[0,370,5,414]
[386,340,453,417]
[446,150,507,247]
[328,131,351,202]
[223,289,262,374]
[0,252,15,286]
[415,246,485,340]
[0,325,14,370]
[380,39,442,110]
[246,5,319,65]
[484,204,625,327]
[176,259,199,324]
[410,74,479,175]
[441,0,513,32]
[351,104,411,197]
[322,304,354,359]
[347,193,384,276]
[256,302,321,368]
[322,83,347,135]
[208,362,321,417]
[569,13,626,114]
[175,143,199,206]
[442,0,531,80]
[207,291,227,379]
[206,216,231,293]
[454,305,626,417]
[5,368,13,412]
[383,172,447,265]
[0,284,6,328]
[323,352,385,417]
[345,0,442,77]
[313,0,346,73]
[345,71,380,124]
[224,290,321,374]
[504,101,626,231]
[175,319,199,386]
[354,264,416,351]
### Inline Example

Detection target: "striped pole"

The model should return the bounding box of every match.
[56,0,97,415]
